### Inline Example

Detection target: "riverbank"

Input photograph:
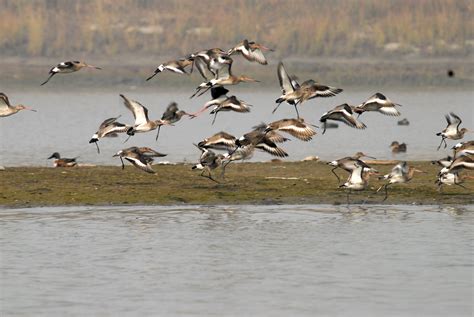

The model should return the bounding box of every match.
[1,161,472,207]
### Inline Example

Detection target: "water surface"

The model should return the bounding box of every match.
[1,89,472,166]
[1,204,473,316]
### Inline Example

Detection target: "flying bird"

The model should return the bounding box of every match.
[41,60,101,85]
[436,112,469,150]
[113,146,166,174]
[89,115,131,153]
[319,104,366,134]
[0,93,36,117]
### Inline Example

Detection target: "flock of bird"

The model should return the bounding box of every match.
[1,38,472,202]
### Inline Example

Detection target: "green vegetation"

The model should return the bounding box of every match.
[1,161,472,207]
[0,0,472,58]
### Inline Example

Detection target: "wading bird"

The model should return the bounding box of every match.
[0,93,36,117]
[41,61,101,85]
[355,93,402,117]
[436,112,469,150]
[327,152,376,183]
[274,62,342,118]
[452,141,474,158]
[339,161,378,204]
[47,152,78,167]
[319,104,366,134]
[155,102,193,141]
[146,57,193,81]
[228,39,274,65]
[113,146,166,174]
[89,116,131,153]
[192,144,226,183]
[120,94,170,141]
[377,161,424,201]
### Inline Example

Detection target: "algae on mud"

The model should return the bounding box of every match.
[0,161,473,207]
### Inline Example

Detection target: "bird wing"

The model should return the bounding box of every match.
[266,130,290,143]
[193,56,212,80]
[211,86,229,99]
[277,62,296,94]
[120,94,149,125]
[449,112,462,130]
[0,93,11,109]
[125,156,156,174]
[272,120,316,141]
[255,138,288,157]
[307,83,343,98]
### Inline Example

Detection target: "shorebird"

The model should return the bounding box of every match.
[190,59,259,98]
[41,61,101,85]
[192,144,226,182]
[48,152,78,167]
[113,146,166,174]
[355,93,402,117]
[435,171,473,192]
[0,93,36,117]
[339,161,378,204]
[264,118,317,141]
[120,94,170,141]
[436,112,469,150]
[192,87,252,124]
[431,155,453,170]
[197,131,238,151]
[377,161,424,201]
[446,155,474,173]
[188,48,229,80]
[155,102,193,141]
[274,62,342,118]
[452,141,474,158]
[146,57,193,81]
[227,39,274,65]
[327,152,376,183]
[390,141,407,154]
[89,115,131,153]
[319,104,366,134]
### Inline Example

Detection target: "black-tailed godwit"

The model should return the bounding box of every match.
[113,146,166,174]
[436,112,470,150]
[41,61,101,85]
[319,104,366,134]
[0,93,36,117]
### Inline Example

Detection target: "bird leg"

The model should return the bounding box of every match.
[119,157,125,170]
[272,102,282,114]
[331,167,341,183]
[294,104,300,119]
[200,169,219,183]
[211,111,219,125]
[382,183,391,202]
[437,137,446,151]
[94,141,100,154]
[455,183,467,190]
[322,122,327,135]
[40,73,56,86]
[155,125,162,141]
[346,189,351,205]
[196,85,212,97]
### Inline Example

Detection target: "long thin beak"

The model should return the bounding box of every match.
[364,155,376,159]
[24,106,37,112]
[86,64,102,70]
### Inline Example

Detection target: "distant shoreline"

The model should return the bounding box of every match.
[1,161,473,208]
[1,56,473,90]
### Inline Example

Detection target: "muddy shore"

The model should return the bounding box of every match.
[1,161,472,207]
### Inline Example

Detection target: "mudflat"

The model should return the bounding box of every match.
[1,161,472,207]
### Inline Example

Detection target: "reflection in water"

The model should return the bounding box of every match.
[0,204,473,316]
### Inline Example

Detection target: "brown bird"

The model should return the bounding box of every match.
[146,57,194,81]
[155,102,193,141]
[355,93,402,117]
[436,112,470,150]
[113,146,166,174]
[228,39,274,65]
[41,60,101,85]
[89,116,131,153]
[47,152,78,167]
[319,104,366,134]
[390,141,407,154]
[0,93,36,117]
[327,152,376,183]
[192,144,226,183]
[264,118,317,141]
[377,162,424,201]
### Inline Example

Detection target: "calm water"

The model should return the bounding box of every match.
[1,204,473,316]
[0,88,472,166]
